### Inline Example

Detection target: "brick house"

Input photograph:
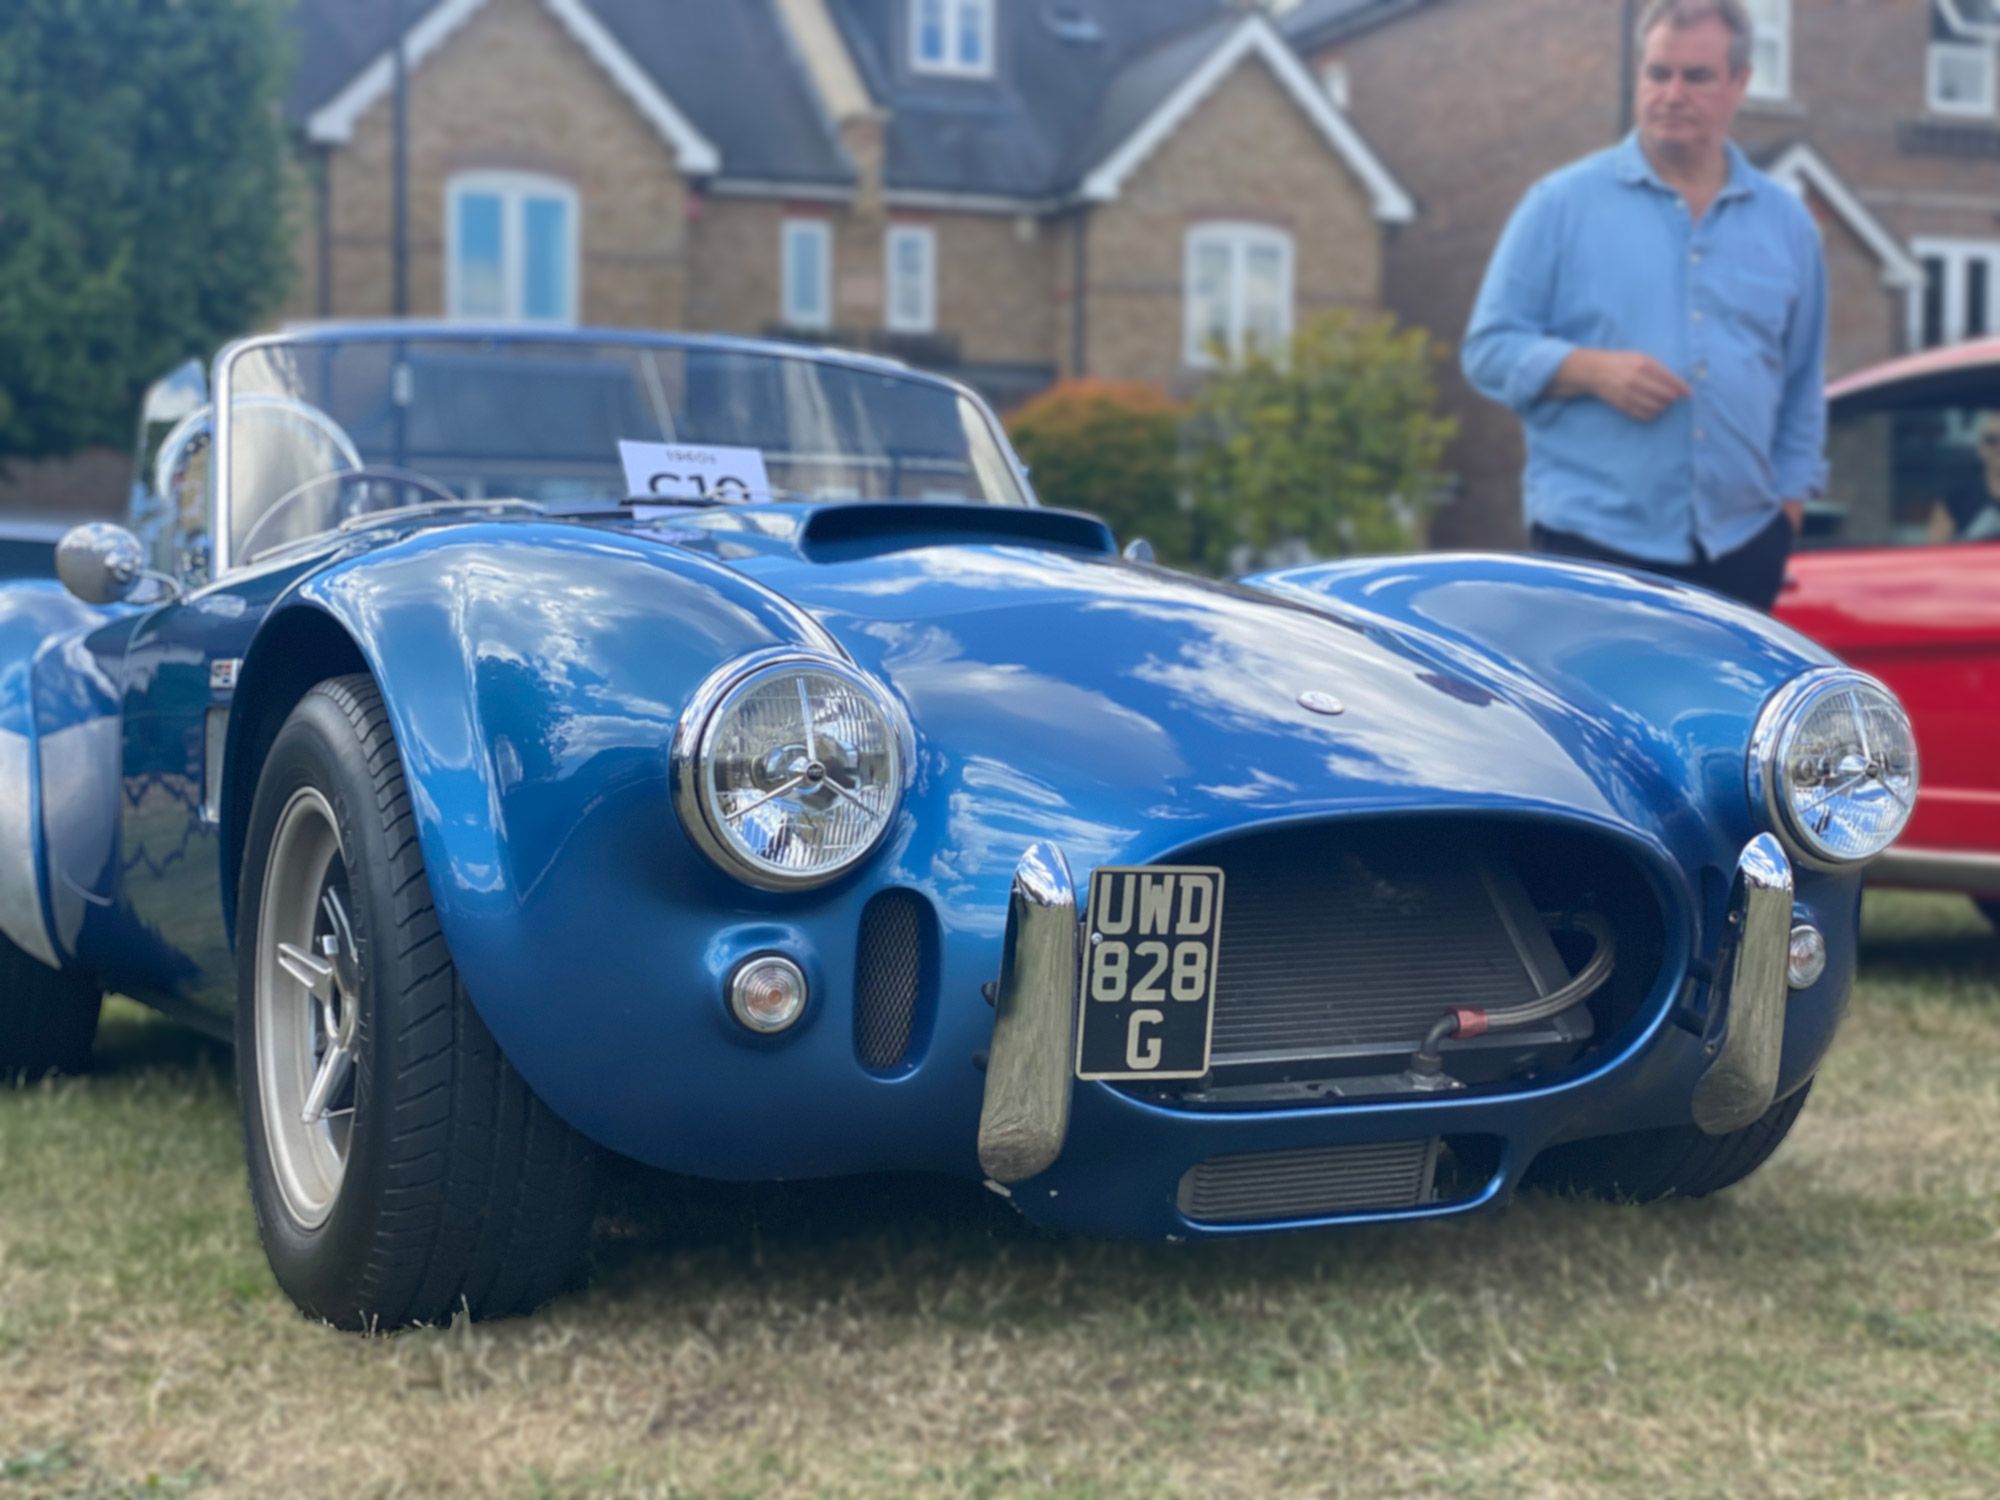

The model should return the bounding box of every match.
[281,0,1414,411]
[1282,0,2000,549]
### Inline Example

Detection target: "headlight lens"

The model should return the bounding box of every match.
[1750,669,1917,864]
[675,654,903,889]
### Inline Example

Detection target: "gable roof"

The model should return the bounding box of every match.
[285,0,851,186]
[826,0,1410,212]
[1075,11,1414,220]
[1753,142,1925,291]
[1277,0,1432,53]
[826,0,1226,202]
[285,0,1409,213]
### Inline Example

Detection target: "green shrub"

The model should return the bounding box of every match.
[1007,380,1193,563]
[0,0,294,460]
[1185,310,1458,574]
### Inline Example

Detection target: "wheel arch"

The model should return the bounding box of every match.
[223,604,371,945]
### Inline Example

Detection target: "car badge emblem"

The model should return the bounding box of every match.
[1297,691,1345,716]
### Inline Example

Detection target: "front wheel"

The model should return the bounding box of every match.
[1524,1082,1813,1204]
[236,675,597,1328]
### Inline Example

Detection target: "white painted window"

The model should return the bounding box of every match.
[1184,224,1295,368]
[1913,238,2000,347]
[782,219,833,330]
[1929,40,1997,114]
[885,225,937,333]
[1745,0,1789,100]
[446,172,578,324]
[912,0,994,77]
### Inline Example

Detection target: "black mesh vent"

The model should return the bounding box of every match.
[855,889,927,1071]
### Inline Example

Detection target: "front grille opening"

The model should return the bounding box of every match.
[1176,1134,1506,1226]
[1120,818,1667,1110]
[853,888,935,1073]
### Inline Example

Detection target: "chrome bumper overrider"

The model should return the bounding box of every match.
[977,842,1080,1183]
[1692,834,1795,1136]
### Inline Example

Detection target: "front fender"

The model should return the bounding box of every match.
[255,525,840,1118]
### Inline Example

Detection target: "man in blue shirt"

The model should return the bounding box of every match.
[1463,0,1827,611]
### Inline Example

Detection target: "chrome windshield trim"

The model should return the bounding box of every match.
[977,841,1080,1184]
[1692,834,1795,1136]
[209,325,1040,578]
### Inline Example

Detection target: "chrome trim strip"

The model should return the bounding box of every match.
[1692,834,1794,1136]
[977,841,1080,1184]
[1870,846,2000,893]
[0,728,60,969]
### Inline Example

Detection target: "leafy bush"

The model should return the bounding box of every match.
[0,0,294,460]
[1007,380,1191,562]
[1184,311,1457,573]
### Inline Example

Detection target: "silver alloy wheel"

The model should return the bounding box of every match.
[255,786,360,1229]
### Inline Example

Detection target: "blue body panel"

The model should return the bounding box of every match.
[0,503,1862,1237]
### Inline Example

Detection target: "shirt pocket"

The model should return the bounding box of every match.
[1719,269,1794,356]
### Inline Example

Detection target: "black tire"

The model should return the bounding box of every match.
[1524,1081,1813,1204]
[0,933,101,1079]
[236,675,596,1328]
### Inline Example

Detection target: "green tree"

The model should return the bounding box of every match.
[1008,379,1192,562]
[0,0,293,460]
[1185,311,1457,573]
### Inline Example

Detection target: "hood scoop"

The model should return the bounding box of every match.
[798,502,1116,563]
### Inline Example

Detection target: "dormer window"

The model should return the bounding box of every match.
[913,0,994,78]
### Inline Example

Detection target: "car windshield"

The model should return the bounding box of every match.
[1815,375,2000,549]
[220,333,1031,565]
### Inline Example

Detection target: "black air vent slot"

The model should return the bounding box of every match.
[800,503,1115,562]
[854,889,934,1072]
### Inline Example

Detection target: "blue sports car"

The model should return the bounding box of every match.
[0,325,1916,1328]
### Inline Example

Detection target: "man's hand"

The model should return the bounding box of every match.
[1784,499,1805,534]
[1550,350,1692,422]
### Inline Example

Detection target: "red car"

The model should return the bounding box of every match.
[1777,341,2000,924]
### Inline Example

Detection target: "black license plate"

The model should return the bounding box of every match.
[1075,865,1226,1081]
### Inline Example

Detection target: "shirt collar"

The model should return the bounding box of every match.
[1614,132,1756,203]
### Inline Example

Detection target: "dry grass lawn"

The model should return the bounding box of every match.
[1,892,1996,1499]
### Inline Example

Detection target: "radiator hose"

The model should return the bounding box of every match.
[1406,911,1617,1086]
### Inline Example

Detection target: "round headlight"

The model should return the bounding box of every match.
[673,653,903,890]
[1749,669,1918,865]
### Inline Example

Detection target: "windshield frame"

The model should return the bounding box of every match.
[209,322,1041,577]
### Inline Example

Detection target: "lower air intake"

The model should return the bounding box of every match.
[854,889,927,1071]
[1177,1139,1440,1224]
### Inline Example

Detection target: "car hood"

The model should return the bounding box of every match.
[682,522,1681,904]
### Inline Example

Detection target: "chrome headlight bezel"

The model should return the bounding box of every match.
[1747,667,1918,869]
[671,649,906,892]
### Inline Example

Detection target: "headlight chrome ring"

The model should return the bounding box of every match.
[1748,667,1918,868]
[672,650,905,891]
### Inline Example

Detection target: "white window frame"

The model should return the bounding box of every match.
[782,218,834,331]
[1183,223,1296,370]
[1928,39,1997,115]
[1910,237,2000,348]
[445,171,580,325]
[910,0,995,78]
[1745,0,1790,101]
[884,225,937,334]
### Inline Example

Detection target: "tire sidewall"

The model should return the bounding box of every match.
[236,685,400,1323]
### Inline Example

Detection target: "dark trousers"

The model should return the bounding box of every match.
[1529,511,1794,612]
